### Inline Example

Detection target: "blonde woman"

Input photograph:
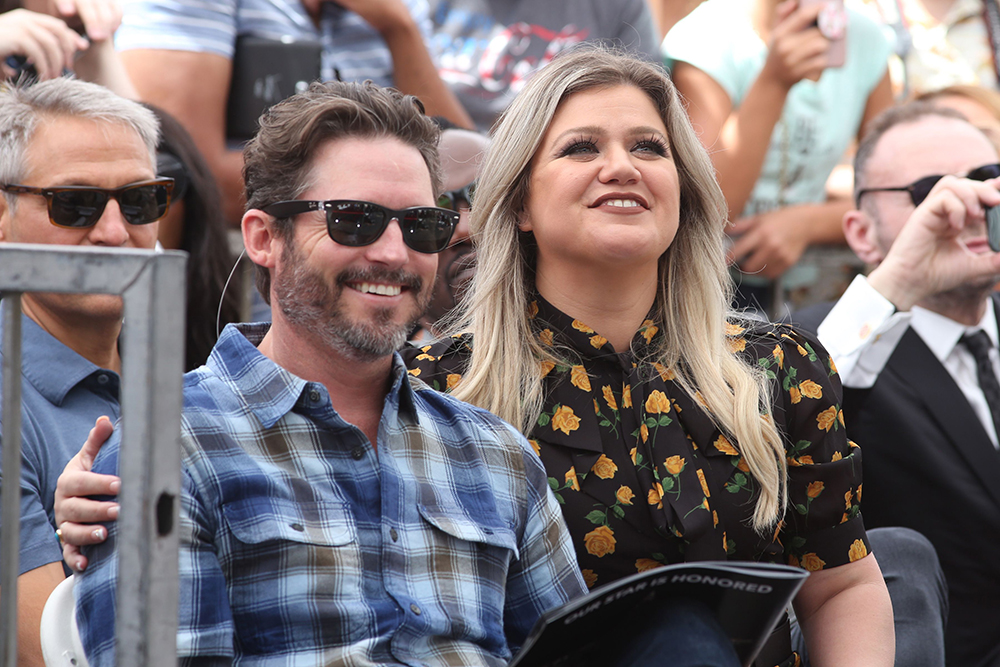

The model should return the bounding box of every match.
[405,47,893,665]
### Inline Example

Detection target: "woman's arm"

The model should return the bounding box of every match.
[671,1,831,217]
[793,553,894,665]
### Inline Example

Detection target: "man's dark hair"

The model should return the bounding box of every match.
[854,101,969,206]
[243,80,443,303]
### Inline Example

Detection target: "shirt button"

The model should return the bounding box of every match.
[289,523,304,532]
[309,390,320,402]
[410,603,421,615]
[351,447,365,460]
[97,374,109,385]
[390,528,399,542]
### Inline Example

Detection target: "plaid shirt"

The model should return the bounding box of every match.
[77,323,585,666]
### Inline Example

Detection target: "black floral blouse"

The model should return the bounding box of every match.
[401,295,869,594]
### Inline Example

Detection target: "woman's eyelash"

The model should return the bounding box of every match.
[635,136,669,156]
[558,136,598,157]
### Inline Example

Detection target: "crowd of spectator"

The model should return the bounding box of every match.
[3,0,1000,666]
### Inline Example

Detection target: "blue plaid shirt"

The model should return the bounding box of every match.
[76,323,585,666]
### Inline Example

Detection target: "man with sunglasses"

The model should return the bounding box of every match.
[796,102,1000,667]
[0,77,169,666]
[67,80,585,666]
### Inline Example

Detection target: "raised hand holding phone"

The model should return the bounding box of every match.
[761,0,841,87]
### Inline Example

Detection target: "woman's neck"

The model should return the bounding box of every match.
[534,260,659,353]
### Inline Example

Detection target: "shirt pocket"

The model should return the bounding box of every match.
[222,496,356,547]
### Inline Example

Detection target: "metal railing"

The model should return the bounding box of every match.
[0,243,187,667]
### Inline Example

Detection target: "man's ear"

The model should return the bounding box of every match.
[243,209,280,269]
[843,208,886,266]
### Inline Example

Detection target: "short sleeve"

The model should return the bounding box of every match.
[845,9,892,97]
[763,326,870,571]
[661,0,758,103]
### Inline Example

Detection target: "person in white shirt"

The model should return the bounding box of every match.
[797,100,1000,667]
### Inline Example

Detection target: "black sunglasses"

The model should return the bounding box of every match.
[437,182,475,211]
[0,178,175,229]
[156,151,190,202]
[262,199,460,254]
[856,163,1000,207]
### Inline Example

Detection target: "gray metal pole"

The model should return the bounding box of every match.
[116,253,186,667]
[0,294,22,667]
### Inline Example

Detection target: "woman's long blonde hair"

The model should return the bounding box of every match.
[448,46,787,532]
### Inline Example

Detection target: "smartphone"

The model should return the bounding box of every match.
[801,0,847,68]
[987,205,1000,252]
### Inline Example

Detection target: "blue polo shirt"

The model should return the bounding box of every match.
[0,313,120,575]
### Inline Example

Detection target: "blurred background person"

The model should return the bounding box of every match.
[428,0,660,131]
[410,126,488,342]
[917,83,1000,150]
[665,0,893,316]
[114,0,472,225]
[146,105,243,371]
[1,0,136,97]
[850,0,1000,99]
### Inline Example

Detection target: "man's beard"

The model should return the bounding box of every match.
[273,240,428,362]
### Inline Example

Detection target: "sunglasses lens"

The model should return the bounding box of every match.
[119,183,170,225]
[49,190,107,228]
[970,164,1000,182]
[403,209,458,253]
[327,202,387,246]
[910,175,943,207]
[436,193,456,211]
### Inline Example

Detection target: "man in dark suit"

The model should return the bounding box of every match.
[794,102,1000,667]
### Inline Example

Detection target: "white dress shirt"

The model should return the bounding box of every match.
[817,275,1000,448]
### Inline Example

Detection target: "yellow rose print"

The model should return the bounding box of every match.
[415,352,436,361]
[831,450,842,462]
[737,457,749,473]
[664,455,686,476]
[648,482,664,509]
[622,383,633,407]
[602,385,618,411]
[629,447,638,465]
[857,483,862,502]
[528,439,541,456]
[640,423,649,443]
[583,525,617,557]
[445,374,462,391]
[635,558,661,573]
[712,510,719,527]
[696,468,711,498]
[593,399,600,415]
[713,435,739,456]
[800,553,826,571]
[799,379,823,399]
[844,489,852,509]
[653,362,675,382]
[539,329,554,346]
[616,485,635,505]
[816,406,837,431]
[828,355,838,374]
[849,540,868,562]
[727,337,747,353]
[789,387,802,404]
[407,368,421,376]
[591,454,618,480]
[572,319,595,334]
[725,322,745,336]
[528,300,539,318]
[641,320,659,343]
[644,390,671,414]
[806,481,825,498]
[590,334,608,349]
[582,569,598,588]
[797,344,808,356]
[539,360,556,378]
[773,344,784,368]
[570,365,592,392]
[551,405,581,435]
[837,409,845,427]
[564,466,581,492]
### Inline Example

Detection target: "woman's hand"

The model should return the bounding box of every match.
[52,0,123,41]
[0,8,88,80]
[760,0,834,88]
[54,416,121,573]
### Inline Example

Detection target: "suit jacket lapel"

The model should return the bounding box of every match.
[889,328,1000,509]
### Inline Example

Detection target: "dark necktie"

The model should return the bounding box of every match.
[960,330,1000,440]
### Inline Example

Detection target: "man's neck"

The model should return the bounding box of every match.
[918,289,993,327]
[256,315,394,449]
[21,296,122,372]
